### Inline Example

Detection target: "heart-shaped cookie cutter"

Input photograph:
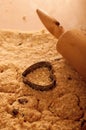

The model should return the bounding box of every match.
[22,61,56,91]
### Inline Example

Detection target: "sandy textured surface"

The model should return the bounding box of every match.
[0,30,86,130]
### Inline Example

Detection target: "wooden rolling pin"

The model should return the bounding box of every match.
[57,29,86,79]
[36,9,86,80]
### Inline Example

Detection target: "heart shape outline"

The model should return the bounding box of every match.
[22,61,56,91]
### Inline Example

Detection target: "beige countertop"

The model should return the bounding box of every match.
[0,0,86,31]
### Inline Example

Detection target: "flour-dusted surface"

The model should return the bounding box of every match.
[26,67,52,86]
[0,30,86,130]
